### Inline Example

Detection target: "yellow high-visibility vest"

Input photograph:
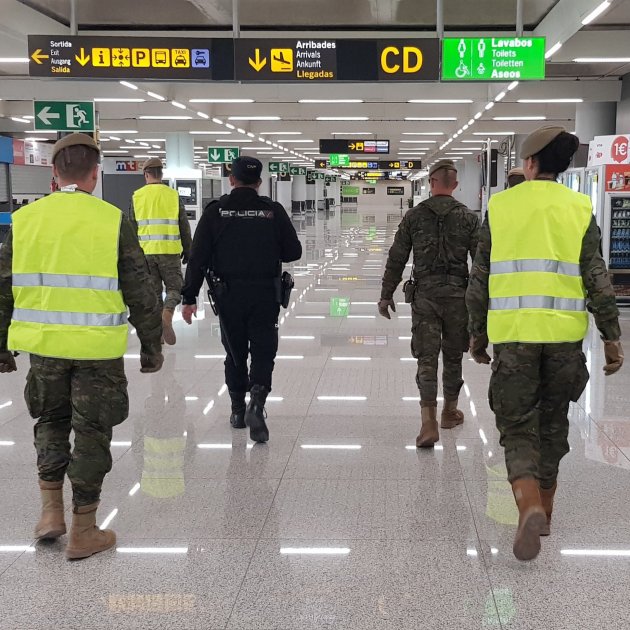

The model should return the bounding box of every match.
[487,180,592,344]
[8,191,128,360]
[132,184,182,255]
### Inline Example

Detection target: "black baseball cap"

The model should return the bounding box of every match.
[231,156,262,183]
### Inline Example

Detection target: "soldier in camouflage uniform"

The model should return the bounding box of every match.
[0,134,163,560]
[379,160,480,448]
[467,126,623,561]
[128,158,192,345]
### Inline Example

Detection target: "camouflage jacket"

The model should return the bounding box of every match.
[0,214,162,356]
[381,195,480,300]
[466,215,621,341]
[128,195,193,260]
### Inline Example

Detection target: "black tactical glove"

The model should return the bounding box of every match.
[0,351,17,373]
[378,298,396,320]
[140,352,164,374]
[181,252,189,265]
[470,334,491,365]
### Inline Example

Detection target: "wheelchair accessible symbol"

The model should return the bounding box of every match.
[192,49,210,68]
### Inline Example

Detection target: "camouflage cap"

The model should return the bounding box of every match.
[142,157,163,170]
[520,125,566,159]
[52,133,99,163]
[429,159,457,178]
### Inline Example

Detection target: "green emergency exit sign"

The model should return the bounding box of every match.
[330,297,350,317]
[330,153,350,167]
[441,37,546,81]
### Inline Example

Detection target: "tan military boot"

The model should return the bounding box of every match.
[511,477,547,561]
[65,503,116,560]
[416,405,439,448]
[162,308,176,346]
[539,482,557,536]
[441,398,465,429]
[35,480,66,540]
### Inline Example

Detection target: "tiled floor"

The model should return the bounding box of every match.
[0,208,629,629]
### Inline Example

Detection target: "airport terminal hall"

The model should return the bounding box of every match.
[2,0,630,628]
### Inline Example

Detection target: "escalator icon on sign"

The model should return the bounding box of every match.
[271,48,294,73]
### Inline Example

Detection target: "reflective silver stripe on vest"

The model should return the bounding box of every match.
[12,308,128,327]
[137,219,179,226]
[13,273,118,292]
[490,296,586,311]
[490,259,580,277]
[138,234,181,241]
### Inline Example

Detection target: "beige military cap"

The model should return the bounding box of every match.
[142,157,163,170]
[520,126,566,159]
[508,167,525,178]
[52,133,99,163]
[429,159,457,178]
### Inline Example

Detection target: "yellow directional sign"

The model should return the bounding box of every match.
[249,49,267,72]
[92,48,111,67]
[30,49,49,65]
[270,48,293,72]
[75,48,90,66]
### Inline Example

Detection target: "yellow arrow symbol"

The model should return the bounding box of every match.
[75,48,91,66]
[31,49,49,65]
[349,143,356,150]
[248,49,267,72]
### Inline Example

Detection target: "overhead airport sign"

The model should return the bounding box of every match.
[269,162,289,173]
[207,147,239,163]
[316,159,421,170]
[289,166,307,175]
[33,100,95,132]
[329,154,350,167]
[319,139,390,155]
[441,37,546,81]
[234,38,439,82]
[28,35,234,80]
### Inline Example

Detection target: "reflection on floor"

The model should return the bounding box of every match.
[0,207,629,629]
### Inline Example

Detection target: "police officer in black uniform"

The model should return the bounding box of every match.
[182,157,302,443]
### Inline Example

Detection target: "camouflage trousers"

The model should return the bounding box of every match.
[411,296,469,405]
[490,342,589,488]
[146,254,183,312]
[26,355,129,506]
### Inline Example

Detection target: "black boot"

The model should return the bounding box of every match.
[245,385,270,443]
[229,391,246,429]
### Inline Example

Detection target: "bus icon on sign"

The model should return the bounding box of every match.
[192,49,210,68]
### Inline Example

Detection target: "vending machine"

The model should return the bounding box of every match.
[602,192,630,305]
[560,167,585,194]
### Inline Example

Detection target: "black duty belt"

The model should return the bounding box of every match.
[414,273,469,286]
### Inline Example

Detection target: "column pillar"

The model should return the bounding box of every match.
[617,74,630,133]
[306,173,316,210]
[292,174,307,213]
[165,133,194,169]
[276,177,292,212]
[575,102,617,143]
[315,178,325,210]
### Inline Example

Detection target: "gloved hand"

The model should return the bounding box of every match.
[378,298,396,320]
[182,304,197,325]
[603,340,624,376]
[470,334,491,365]
[181,253,189,265]
[0,351,17,373]
[140,352,164,374]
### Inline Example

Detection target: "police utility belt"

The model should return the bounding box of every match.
[403,270,469,303]
[205,270,294,315]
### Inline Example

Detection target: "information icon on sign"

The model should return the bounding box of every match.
[192,49,210,68]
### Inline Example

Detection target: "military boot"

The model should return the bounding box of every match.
[229,391,247,429]
[416,404,440,448]
[162,308,176,346]
[539,482,557,536]
[65,503,116,560]
[35,480,66,540]
[511,478,547,561]
[245,385,270,443]
[441,398,465,429]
